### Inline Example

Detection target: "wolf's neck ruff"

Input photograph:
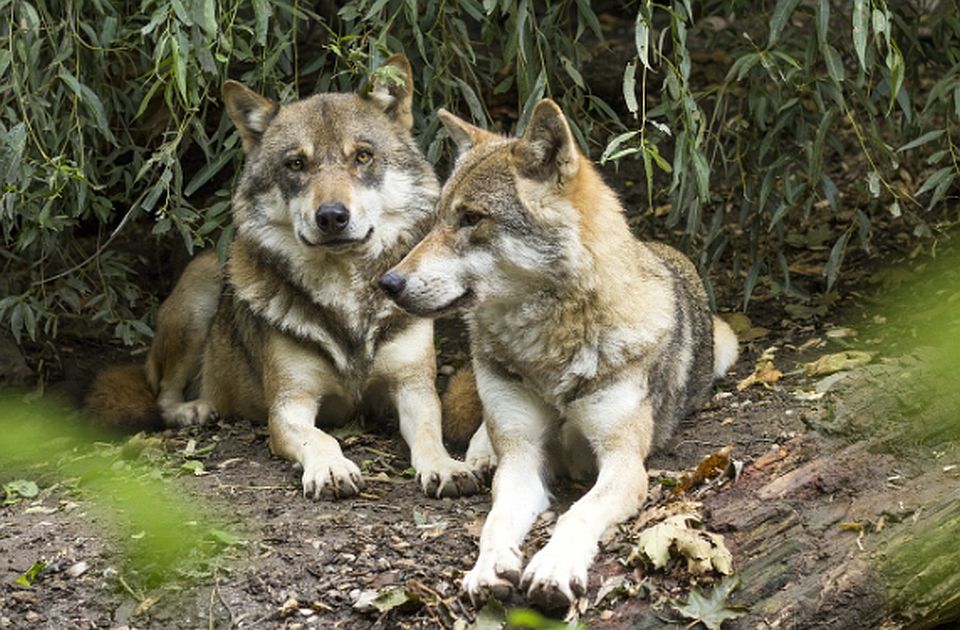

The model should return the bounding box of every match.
[227,234,417,378]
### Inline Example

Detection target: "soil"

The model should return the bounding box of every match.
[6,282,957,630]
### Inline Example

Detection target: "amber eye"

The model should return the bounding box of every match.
[459,210,484,228]
[355,148,374,166]
[286,157,305,171]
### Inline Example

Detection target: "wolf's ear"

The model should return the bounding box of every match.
[438,109,497,155]
[369,53,415,129]
[223,81,278,153]
[513,99,580,183]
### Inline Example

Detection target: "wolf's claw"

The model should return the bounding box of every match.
[301,456,364,500]
[461,546,522,605]
[520,542,589,610]
[417,458,486,498]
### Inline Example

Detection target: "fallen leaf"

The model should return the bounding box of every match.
[207,529,243,547]
[14,560,47,587]
[133,596,159,616]
[803,350,874,377]
[629,514,733,575]
[179,460,206,476]
[737,348,783,391]
[675,446,734,494]
[722,313,752,336]
[471,598,506,630]
[3,479,39,504]
[371,587,420,613]
[825,327,857,339]
[672,575,747,630]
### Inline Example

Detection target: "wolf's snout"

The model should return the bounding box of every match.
[378,271,407,298]
[316,203,350,234]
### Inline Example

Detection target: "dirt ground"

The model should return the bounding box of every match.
[3,294,933,630]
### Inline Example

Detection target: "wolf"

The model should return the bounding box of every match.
[87,54,482,500]
[377,99,739,608]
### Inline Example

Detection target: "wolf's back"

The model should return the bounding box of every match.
[85,364,163,431]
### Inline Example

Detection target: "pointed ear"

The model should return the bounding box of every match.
[223,80,278,152]
[438,109,497,156]
[513,99,580,182]
[369,53,415,129]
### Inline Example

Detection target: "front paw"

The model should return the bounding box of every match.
[165,400,219,427]
[301,456,364,500]
[521,543,590,610]
[416,457,485,498]
[461,546,523,605]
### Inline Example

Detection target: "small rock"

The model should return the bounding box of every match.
[66,561,89,578]
[352,589,379,612]
[439,365,456,376]
[24,612,40,623]
[10,591,38,604]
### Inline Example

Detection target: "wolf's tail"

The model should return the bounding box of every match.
[85,364,163,432]
[712,316,739,377]
[441,365,484,451]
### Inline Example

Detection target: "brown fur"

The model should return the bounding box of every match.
[441,365,483,450]
[85,365,162,431]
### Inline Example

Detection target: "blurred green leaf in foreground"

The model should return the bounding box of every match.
[0,397,239,587]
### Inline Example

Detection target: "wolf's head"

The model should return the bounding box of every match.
[379,99,618,317]
[223,54,438,261]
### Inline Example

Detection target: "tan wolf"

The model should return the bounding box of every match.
[378,99,738,607]
[87,54,482,500]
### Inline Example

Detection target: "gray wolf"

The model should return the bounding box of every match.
[87,54,482,500]
[378,99,738,607]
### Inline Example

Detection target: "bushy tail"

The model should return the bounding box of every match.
[712,316,739,377]
[84,364,162,432]
[441,365,484,451]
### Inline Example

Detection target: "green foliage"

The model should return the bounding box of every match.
[0,0,615,347]
[1,1,958,348]
[0,395,238,586]
[613,0,960,308]
[671,575,747,629]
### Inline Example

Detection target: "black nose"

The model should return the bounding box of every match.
[316,203,350,234]
[378,272,407,298]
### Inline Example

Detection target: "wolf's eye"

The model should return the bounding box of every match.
[459,211,484,228]
[354,149,374,166]
[286,158,305,172]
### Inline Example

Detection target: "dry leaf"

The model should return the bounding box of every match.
[803,350,874,377]
[675,446,733,495]
[737,347,783,391]
[629,514,733,575]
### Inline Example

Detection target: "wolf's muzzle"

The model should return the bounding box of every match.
[316,202,350,234]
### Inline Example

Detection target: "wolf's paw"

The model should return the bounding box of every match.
[461,546,523,605]
[166,400,218,427]
[465,451,497,484]
[465,433,498,484]
[417,458,484,498]
[301,456,364,500]
[520,543,590,610]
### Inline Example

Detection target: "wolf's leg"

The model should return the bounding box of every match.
[264,336,363,500]
[146,252,223,427]
[461,361,554,603]
[376,320,483,498]
[394,380,483,497]
[521,378,652,609]
[465,416,497,480]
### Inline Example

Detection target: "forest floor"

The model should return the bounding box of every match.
[3,208,959,630]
